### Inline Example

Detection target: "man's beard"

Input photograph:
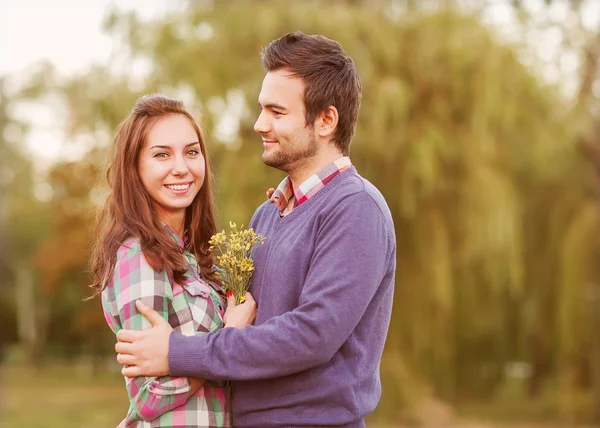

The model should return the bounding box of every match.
[262,136,318,170]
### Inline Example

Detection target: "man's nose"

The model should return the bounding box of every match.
[254,111,270,134]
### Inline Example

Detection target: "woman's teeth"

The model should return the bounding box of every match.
[165,183,191,190]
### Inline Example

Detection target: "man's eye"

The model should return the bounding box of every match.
[273,111,282,116]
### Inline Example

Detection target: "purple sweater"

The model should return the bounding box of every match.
[169,168,396,427]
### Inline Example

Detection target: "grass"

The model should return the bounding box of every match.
[1,362,596,427]
[0,362,126,428]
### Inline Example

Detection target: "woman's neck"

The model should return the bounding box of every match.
[159,211,185,238]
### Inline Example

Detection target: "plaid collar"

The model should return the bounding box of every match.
[161,222,186,248]
[269,156,352,216]
[160,221,216,297]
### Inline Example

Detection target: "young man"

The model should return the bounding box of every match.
[115,32,396,428]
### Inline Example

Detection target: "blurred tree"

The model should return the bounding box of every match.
[33,157,113,371]
[502,1,600,422]
[0,77,17,362]
[0,77,51,366]
[14,0,600,423]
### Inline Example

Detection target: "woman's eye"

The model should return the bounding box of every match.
[187,150,199,156]
[154,152,168,158]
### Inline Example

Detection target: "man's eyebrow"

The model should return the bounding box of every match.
[149,142,200,149]
[258,102,287,111]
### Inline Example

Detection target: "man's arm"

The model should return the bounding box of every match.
[169,193,394,380]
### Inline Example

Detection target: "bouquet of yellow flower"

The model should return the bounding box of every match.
[209,222,266,305]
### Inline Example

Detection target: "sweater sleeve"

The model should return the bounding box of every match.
[169,193,394,380]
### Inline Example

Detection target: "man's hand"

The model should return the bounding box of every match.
[224,292,257,328]
[115,300,173,378]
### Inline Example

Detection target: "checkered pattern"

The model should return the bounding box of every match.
[270,156,352,216]
[102,224,229,427]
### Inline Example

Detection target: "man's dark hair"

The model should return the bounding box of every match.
[261,32,362,155]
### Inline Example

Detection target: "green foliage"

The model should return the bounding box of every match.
[5,0,599,423]
[0,78,53,361]
[0,363,126,428]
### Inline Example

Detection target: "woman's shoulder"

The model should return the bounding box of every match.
[115,236,143,262]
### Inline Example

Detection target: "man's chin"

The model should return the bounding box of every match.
[262,153,284,169]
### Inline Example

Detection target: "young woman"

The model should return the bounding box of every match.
[90,94,255,427]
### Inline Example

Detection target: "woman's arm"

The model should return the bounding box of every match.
[107,242,205,422]
[187,377,206,397]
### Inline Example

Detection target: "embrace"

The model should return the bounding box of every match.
[90,32,396,428]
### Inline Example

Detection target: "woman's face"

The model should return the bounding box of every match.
[138,114,205,223]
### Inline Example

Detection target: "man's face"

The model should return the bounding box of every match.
[254,69,318,173]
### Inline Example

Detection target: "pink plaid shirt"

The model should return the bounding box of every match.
[269,156,352,216]
[101,224,229,427]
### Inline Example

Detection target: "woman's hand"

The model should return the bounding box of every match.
[224,292,257,328]
[188,377,206,397]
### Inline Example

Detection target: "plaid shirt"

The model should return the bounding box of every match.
[102,224,229,428]
[270,156,353,216]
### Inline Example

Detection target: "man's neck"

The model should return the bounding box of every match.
[288,152,345,189]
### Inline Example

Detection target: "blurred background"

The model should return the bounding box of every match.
[1,0,599,427]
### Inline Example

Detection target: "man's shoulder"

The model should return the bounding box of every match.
[334,170,393,222]
[249,199,277,228]
[254,198,274,214]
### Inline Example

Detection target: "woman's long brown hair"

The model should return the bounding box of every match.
[89,94,217,295]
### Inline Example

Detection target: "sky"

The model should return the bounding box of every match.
[1,0,599,167]
[0,1,112,77]
[0,0,183,167]
[0,0,180,76]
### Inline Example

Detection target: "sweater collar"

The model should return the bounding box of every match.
[269,156,353,215]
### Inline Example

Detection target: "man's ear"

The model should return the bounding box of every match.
[317,106,339,139]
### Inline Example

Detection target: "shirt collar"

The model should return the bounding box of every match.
[161,222,186,248]
[269,156,352,215]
